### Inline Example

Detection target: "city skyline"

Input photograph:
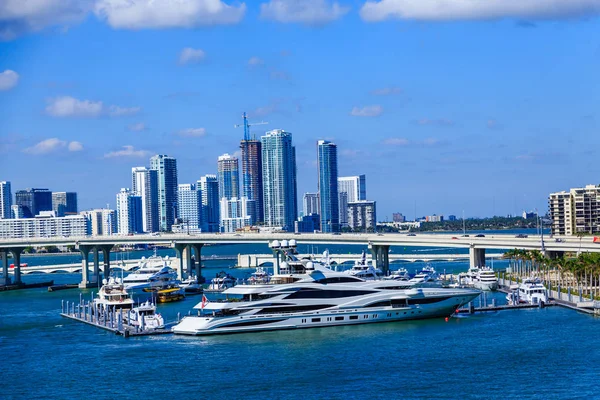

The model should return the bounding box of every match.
[1,1,599,218]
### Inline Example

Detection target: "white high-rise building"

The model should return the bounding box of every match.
[303,193,320,216]
[0,181,12,219]
[132,167,159,233]
[219,197,254,233]
[338,175,366,228]
[176,183,202,233]
[116,188,143,235]
[80,209,116,236]
[549,184,600,236]
[0,215,88,239]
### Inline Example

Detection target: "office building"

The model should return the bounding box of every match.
[15,188,52,218]
[550,185,600,236]
[80,209,116,236]
[132,167,159,233]
[303,193,320,216]
[295,213,320,233]
[176,183,202,233]
[219,197,254,233]
[198,175,220,232]
[150,154,178,231]
[116,188,143,235]
[392,213,406,223]
[261,129,297,230]
[0,214,88,239]
[338,175,366,203]
[338,192,348,228]
[347,200,377,232]
[426,215,444,222]
[0,181,12,219]
[11,205,24,219]
[217,153,240,201]
[52,192,78,217]
[240,137,264,224]
[317,140,339,233]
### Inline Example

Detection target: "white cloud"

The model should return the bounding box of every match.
[383,137,409,146]
[94,0,246,29]
[0,0,93,41]
[128,122,147,132]
[45,96,141,118]
[0,70,19,90]
[45,96,104,118]
[104,145,150,158]
[178,128,207,137]
[350,105,383,117]
[371,86,402,96]
[179,47,205,65]
[260,0,349,24]
[360,0,600,22]
[68,141,84,151]
[23,138,66,154]
[248,56,264,67]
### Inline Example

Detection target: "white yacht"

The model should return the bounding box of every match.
[384,267,411,282]
[345,251,383,280]
[180,276,204,294]
[473,267,498,291]
[247,267,271,285]
[205,271,237,292]
[122,256,179,302]
[125,301,165,330]
[94,277,135,312]
[408,266,439,285]
[172,261,480,336]
[507,278,547,305]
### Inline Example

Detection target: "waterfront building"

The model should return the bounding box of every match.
[51,192,78,217]
[217,153,240,201]
[294,213,320,233]
[198,175,220,232]
[317,140,339,233]
[15,188,52,218]
[303,192,320,216]
[132,167,159,233]
[116,188,143,235]
[347,200,377,232]
[426,215,444,222]
[392,213,406,223]
[549,184,600,235]
[338,175,365,228]
[0,214,88,239]
[176,183,202,233]
[240,137,264,224]
[150,154,178,232]
[261,129,297,231]
[0,181,11,219]
[448,215,457,221]
[219,197,254,233]
[522,211,537,219]
[80,209,116,236]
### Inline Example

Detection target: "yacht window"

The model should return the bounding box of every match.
[407,296,453,305]
[313,277,364,284]
[349,315,358,320]
[366,301,391,308]
[311,318,321,323]
[335,316,344,321]
[284,289,376,300]
[256,304,334,314]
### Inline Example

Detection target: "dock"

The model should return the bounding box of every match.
[0,280,54,292]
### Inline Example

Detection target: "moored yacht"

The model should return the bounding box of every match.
[172,260,480,336]
[125,301,165,330]
[384,267,411,282]
[122,256,179,302]
[94,277,135,312]
[408,265,440,285]
[345,251,383,280]
[474,266,498,291]
[247,267,271,285]
[507,278,547,305]
[205,271,237,292]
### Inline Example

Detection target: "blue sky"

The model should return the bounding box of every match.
[1,0,599,220]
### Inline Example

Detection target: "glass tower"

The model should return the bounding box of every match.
[240,139,263,224]
[150,155,178,232]
[317,140,339,233]
[217,154,239,201]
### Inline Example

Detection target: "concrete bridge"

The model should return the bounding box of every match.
[1,232,598,288]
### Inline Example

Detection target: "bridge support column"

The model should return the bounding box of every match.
[469,247,486,268]
[545,250,564,260]
[1,251,10,285]
[370,245,390,275]
[173,243,189,280]
[78,245,93,288]
[92,247,100,284]
[191,244,203,282]
[100,245,114,279]
[9,248,24,285]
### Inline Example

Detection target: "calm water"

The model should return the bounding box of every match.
[2,240,599,400]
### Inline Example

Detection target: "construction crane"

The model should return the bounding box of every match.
[234,112,268,141]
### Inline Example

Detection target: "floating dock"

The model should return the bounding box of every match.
[0,280,54,292]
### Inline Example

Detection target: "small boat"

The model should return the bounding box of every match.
[180,275,205,294]
[507,278,547,305]
[157,287,185,303]
[408,265,440,285]
[384,267,410,281]
[345,251,383,280]
[247,267,270,285]
[205,271,237,292]
[125,301,165,330]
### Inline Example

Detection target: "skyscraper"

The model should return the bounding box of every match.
[262,129,297,230]
[15,188,52,218]
[198,175,220,232]
[241,138,264,224]
[116,188,143,235]
[303,192,320,216]
[317,140,339,233]
[150,155,178,231]
[338,175,366,228]
[0,181,12,219]
[177,183,202,233]
[52,192,78,217]
[217,153,239,201]
[347,200,377,232]
[132,167,159,233]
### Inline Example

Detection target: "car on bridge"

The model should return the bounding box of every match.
[407,233,417,236]
[515,234,528,238]
[475,234,485,237]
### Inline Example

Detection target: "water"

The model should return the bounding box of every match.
[2,243,599,399]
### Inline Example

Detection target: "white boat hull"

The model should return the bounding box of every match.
[473,281,498,291]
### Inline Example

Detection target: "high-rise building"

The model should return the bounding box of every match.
[198,175,220,232]
[393,213,406,223]
[295,214,320,233]
[240,139,264,224]
[11,205,24,219]
[116,188,143,235]
[80,209,116,236]
[303,193,320,216]
[347,200,377,232]
[132,167,159,233]
[338,192,348,228]
[219,197,254,233]
[177,183,202,233]
[549,184,600,236]
[262,129,297,230]
[0,215,88,239]
[338,175,366,228]
[317,140,339,233]
[0,181,11,219]
[15,188,52,218]
[52,192,78,217]
[150,155,178,231]
[217,153,240,201]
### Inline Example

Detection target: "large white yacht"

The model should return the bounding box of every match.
[507,278,547,305]
[473,266,498,291]
[345,251,383,280]
[122,256,179,302]
[172,260,480,336]
[408,265,440,285]
[94,277,135,312]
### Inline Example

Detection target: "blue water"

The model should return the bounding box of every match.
[2,241,599,399]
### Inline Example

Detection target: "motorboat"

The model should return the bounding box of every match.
[205,271,237,292]
[93,277,135,312]
[125,301,165,330]
[384,267,411,281]
[345,251,383,280]
[473,266,498,291]
[171,259,481,336]
[507,278,547,305]
[247,267,271,285]
[180,275,205,294]
[122,256,179,302]
[408,266,440,285]
[157,286,186,303]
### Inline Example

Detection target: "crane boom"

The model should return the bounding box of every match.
[235,112,268,140]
